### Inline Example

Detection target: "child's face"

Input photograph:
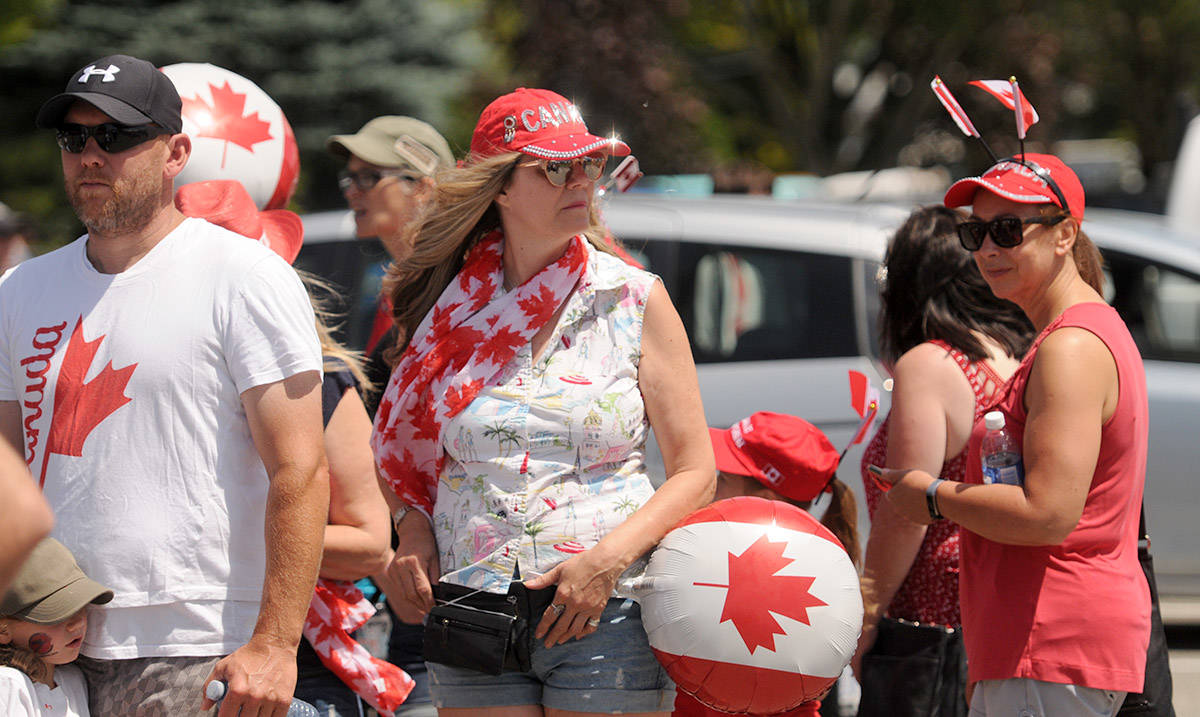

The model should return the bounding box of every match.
[0,608,88,665]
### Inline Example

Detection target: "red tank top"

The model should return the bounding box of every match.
[960,302,1149,692]
[861,339,1005,627]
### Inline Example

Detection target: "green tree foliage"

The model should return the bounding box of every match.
[0,0,488,244]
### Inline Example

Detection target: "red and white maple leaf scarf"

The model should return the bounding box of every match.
[371,230,589,515]
[303,580,414,716]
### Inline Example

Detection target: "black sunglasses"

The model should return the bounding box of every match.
[956,214,1068,252]
[523,156,607,187]
[55,123,170,154]
[337,168,420,193]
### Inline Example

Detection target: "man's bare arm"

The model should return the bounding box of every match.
[203,371,329,716]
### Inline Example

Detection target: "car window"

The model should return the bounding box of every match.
[1104,250,1200,362]
[669,242,857,363]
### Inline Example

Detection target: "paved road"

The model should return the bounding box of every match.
[1170,650,1200,714]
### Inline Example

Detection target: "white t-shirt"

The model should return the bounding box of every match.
[0,665,90,716]
[0,218,322,658]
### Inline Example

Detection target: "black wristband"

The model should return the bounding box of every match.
[925,479,945,521]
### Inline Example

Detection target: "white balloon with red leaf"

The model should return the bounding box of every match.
[625,496,862,714]
[161,62,299,210]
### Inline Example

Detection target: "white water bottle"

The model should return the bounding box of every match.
[981,410,1025,486]
[205,680,320,717]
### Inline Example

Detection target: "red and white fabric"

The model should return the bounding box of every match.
[303,581,414,716]
[371,231,588,517]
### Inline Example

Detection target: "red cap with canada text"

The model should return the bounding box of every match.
[469,87,630,161]
[709,412,840,503]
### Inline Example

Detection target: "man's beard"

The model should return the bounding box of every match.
[66,169,163,237]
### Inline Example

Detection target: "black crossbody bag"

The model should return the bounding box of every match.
[422,582,557,676]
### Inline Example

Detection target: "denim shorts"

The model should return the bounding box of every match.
[427,597,676,713]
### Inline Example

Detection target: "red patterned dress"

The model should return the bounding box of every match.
[860,339,1005,627]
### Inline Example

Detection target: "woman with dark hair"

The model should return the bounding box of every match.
[853,205,1032,717]
[874,155,1149,716]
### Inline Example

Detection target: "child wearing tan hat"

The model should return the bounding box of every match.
[0,538,113,716]
[674,411,862,717]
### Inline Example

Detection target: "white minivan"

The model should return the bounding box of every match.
[298,193,1200,599]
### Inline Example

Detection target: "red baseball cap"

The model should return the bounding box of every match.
[469,87,630,161]
[944,153,1085,220]
[175,180,303,264]
[709,412,840,503]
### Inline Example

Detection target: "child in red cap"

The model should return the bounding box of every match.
[674,411,861,717]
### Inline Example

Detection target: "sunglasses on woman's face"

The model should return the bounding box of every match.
[956,214,1068,252]
[526,156,607,186]
[55,123,170,154]
[337,169,420,193]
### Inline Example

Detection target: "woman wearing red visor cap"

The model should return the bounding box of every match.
[370,88,715,716]
[873,154,1149,717]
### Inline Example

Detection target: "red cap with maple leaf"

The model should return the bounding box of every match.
[709,412,839,503]
[944,153,1085,220]
[469,88,630,161]
[37,54,182,133]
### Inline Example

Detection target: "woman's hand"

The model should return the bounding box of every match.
[524,548,621,647]
[383,511,440,615]
[868,465,937,526]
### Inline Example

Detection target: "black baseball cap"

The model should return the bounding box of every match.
[36,54,183,133]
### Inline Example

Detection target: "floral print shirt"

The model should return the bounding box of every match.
[436,250,658,594]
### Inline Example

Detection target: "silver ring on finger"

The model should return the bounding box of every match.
[550,603,565,616]
[586,617,601,628]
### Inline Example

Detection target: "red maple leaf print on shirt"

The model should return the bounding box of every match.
[710,534,828,653]
[179,81,274,167]
[40,317,137,487]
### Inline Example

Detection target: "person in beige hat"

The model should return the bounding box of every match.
[327,116,454,717]
[1,537,113,712]
[327,116,454,263]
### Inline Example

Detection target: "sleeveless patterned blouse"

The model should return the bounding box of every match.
[860,339,1005,627]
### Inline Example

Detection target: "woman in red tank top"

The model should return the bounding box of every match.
[872,155,1150,717]
[853,205,1031,717]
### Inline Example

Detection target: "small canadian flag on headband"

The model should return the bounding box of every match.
[970,78,1040,139]
[847,370,880,447]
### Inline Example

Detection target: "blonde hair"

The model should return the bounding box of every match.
[384,152,620,364]
[296,269,372,392]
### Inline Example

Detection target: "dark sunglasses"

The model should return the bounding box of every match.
[956,214,1068,252]
[525,156,607,186]
[337,168,420,193]
[55,123,169,154]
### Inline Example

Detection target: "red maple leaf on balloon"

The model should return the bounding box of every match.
[39,317,137,488]
[697,534,828,654]
[179,81,274,167]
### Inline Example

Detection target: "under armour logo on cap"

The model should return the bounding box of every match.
[78,64,120,83]
[36,54,182,133]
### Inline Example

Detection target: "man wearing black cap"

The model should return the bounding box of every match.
[0,54,329,716]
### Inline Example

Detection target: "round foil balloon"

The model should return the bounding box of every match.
[631,497,862,714]
[161,63,299,210]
